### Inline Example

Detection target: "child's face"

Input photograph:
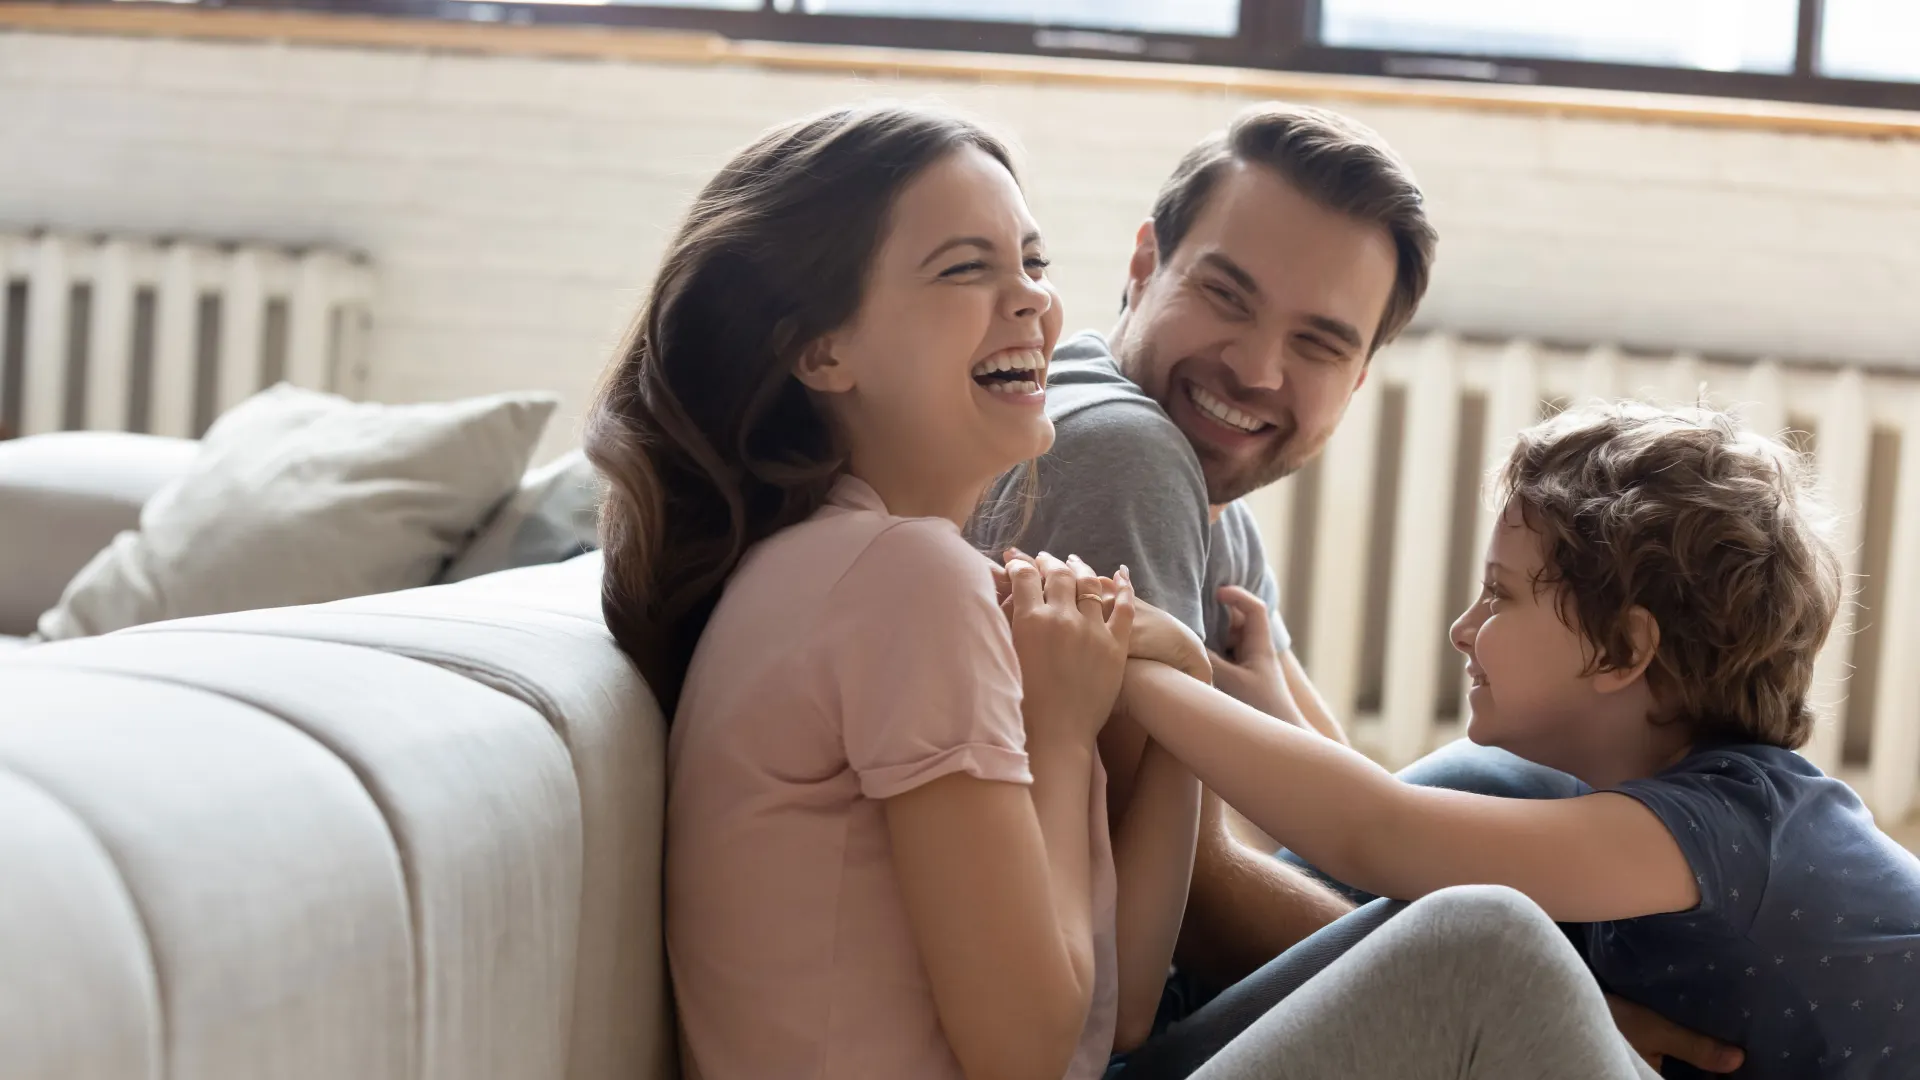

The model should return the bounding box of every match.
[1449,502,1615,769]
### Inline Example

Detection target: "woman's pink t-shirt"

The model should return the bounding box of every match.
[666,476,1118,1080]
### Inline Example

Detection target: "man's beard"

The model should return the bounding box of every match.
[1121,337,1308,505]
[1192,420,1305,505]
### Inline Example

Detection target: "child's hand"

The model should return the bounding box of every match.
[1607,993,1744,1074]
[1002,550,1133,745]
[1123,585,1211,685]
[1208,585,1307,728]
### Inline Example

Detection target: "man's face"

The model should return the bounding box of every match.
[1113,161,1399,505]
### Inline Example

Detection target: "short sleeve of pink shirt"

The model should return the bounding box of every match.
[829,517,1032,799]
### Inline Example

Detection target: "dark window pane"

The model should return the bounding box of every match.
[1822,0,1920,83]
[1320,0,1798,74]
[585,0,763,9]
[803,0,1238,37]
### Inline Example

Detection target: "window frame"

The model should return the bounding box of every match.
[130,0,1920,112]
[1281,0,1920,112]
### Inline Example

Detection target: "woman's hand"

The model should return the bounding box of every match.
[993,555,1207,685]
[1002,550,1133,745]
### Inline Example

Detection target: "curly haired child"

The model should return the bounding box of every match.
[1119,402,1920,1078]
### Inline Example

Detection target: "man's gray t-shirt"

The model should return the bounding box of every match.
[979,331,1291,656]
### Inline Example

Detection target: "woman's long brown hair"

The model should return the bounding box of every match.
[585,105,1016,715]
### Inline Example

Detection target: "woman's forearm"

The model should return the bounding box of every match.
[1026,730,1100,1007]
[1120,661,1404,897]
[1108,734,1199,1051]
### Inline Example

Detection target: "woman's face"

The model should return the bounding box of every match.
[813,145,1062,512]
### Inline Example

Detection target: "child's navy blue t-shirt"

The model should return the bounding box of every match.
[1590,744,1920,1078]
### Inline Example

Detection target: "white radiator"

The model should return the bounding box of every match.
[0,230,372,440]
[1248,333,1920,825]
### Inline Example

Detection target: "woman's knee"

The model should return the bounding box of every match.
[1402,885,1573,973]
[1415,883,1542,922]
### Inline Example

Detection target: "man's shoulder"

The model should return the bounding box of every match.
[1208,498,1273,579]
[1044,330,1129,394]
[1044,333,1198,476]
[1000,334,1212,628]
[1050,394,1194,466]
[1214,499,1263,545]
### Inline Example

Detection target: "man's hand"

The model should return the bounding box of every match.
[1607,993,1744,1074]
[1207,586,1306,728]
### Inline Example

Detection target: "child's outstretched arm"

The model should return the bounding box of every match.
[1119,661,1701,923]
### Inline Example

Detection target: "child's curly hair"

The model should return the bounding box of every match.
[1499,401,1843,749]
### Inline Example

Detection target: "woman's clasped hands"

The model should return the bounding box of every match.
[993,549,1213,743]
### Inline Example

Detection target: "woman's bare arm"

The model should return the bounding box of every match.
[888,745,1097,1080]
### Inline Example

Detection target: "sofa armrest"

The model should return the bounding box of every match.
[0,432,198,637]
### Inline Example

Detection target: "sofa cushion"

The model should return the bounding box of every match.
[441,450,600,584]
[37,385,556,641]
[0,431,197,637]
[0,553,669,1080]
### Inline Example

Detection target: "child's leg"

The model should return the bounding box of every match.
[1188,885,1655,1080]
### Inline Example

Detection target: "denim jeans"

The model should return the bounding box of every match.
[1277,739,1589,905]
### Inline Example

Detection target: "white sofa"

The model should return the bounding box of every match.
[0,436,671,1080]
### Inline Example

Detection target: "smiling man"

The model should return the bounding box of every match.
[985,103,1435,993]
[985,103,1749,1077]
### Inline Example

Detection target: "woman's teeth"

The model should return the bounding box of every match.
[972,348,1047,396]
[984,379,1041,395]
[1187,382,1268,434]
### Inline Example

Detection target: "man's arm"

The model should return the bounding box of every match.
[1175,585,1356,985]
[1209,585,1349,746]
[1174,789,1354,988]
[1281,651,1347,744]
[1013,402,1348,986]
[1109,738,1199,1050]
[1214,510,1347,745]
[1011,401,1210,811]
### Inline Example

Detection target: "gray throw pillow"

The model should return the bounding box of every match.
[440,449,601,584]
[37,383,556,640]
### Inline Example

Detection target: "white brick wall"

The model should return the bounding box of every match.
[3,30,1919,460]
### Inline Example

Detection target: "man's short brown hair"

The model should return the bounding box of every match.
[1500,402,1843,750]
[1148,103,1438,354]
